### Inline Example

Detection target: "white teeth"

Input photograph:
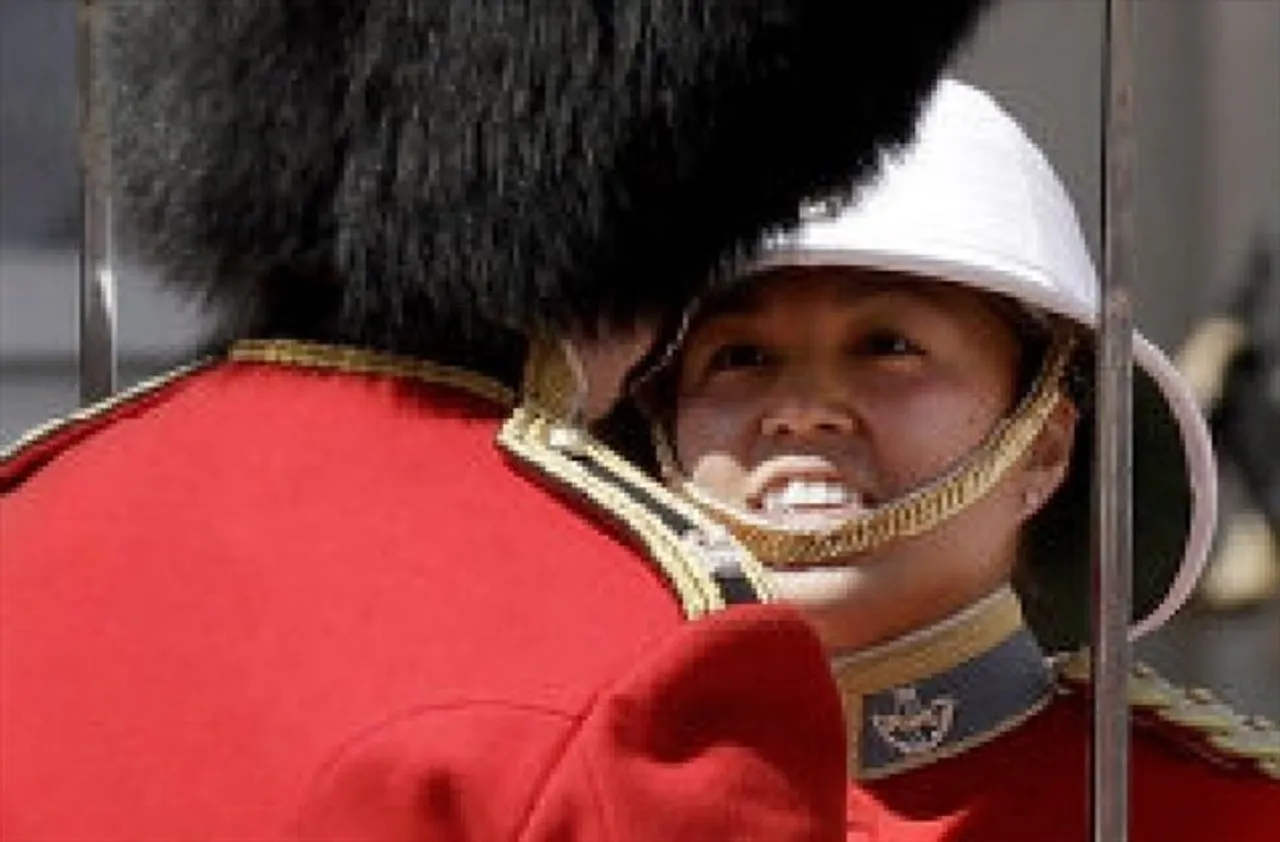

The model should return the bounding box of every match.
[823,484,850,505]
[762,480,852,513]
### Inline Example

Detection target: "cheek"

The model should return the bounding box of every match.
[687,454,751,504]
[889,483,1024,584]
[672,403,753,493]
[866,386,1008,489]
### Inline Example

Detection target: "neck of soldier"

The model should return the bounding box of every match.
[768,539,1021,656]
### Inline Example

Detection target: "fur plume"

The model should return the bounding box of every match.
[105,0,990,372]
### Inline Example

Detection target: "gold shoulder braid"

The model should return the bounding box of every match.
[1057,650,1280,780]
[6,340,517,484]
[498,337,774,618]
[2,359,214,468]
[654,329,1077,567]
[229,339,517,407]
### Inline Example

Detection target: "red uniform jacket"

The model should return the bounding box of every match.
[832,590,1280,842]
[1,341,847,841]
[852,687,1280,842]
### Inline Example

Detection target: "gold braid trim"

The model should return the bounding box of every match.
[1,360,214,464]
[655,330,1076,567]
[832,588,1025,698]
[498,337,773,619]
[229,339,516,408]
[1058,650,1280,780]
[832,588,1028,776]
[228,337,769,617]
[6,340,516,478]
[585,424,775,604]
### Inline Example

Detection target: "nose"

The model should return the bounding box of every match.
[759,378,856,439]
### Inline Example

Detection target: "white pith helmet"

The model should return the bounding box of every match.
[613,78,1216,651]
[731,78,1217,650]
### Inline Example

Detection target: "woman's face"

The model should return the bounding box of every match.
[671,267,1075,651]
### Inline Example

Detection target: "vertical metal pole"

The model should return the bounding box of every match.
[78,0,117,403]
[1093,0,1135,839]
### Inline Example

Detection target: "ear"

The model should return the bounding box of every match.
[567,325,659,422]
[1018,397,1079,520]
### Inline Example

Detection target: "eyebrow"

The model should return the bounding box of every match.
[697,273,958,321]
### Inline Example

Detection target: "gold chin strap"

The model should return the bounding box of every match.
[654,330,1077,567]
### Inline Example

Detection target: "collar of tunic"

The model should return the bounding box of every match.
[831,587,1054,779]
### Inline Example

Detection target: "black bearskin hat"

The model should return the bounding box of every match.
[105,1,990,378]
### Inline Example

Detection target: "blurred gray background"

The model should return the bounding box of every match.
[2,0,1278,714]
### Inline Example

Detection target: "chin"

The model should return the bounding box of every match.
[766,563,871,612]
[767,565,887,652]
[764,553,979,653]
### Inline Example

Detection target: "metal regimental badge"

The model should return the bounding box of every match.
[871,687,958,756]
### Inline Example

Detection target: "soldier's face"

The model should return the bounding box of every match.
[671,267,1074,652]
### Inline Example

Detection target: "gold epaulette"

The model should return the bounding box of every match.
[498,338,774,619]
[1,361,213,490]
[1056,649,1280,780]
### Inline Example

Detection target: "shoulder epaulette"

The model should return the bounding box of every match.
[498,338,773,619]
[1056,649,1280,780]
[1,361,213,492]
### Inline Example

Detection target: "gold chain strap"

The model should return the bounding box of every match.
[655,331,1076,567]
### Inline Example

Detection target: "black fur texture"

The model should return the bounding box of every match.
[105,1,990,374]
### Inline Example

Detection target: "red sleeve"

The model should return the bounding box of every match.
[297,605,849,841]
[1133,731,1280,842]
[1145,775,1280,842]
[521,605,848,841]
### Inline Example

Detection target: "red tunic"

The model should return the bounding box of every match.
[1,344,848,841]
[851,687,1280,842]
[838,617,1280,842]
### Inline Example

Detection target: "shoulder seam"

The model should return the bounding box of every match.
[511,700,599,842]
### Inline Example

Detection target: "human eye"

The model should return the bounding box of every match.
[706,342,775,373]
[852,329,923,359]
[678,329,781,394]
